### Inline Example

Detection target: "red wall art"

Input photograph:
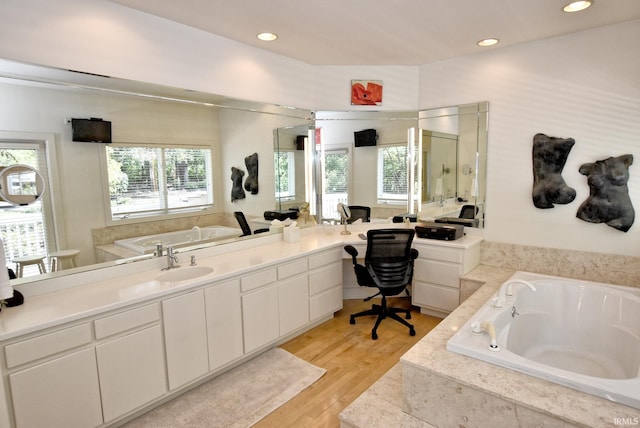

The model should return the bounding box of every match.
[351,80,383,106]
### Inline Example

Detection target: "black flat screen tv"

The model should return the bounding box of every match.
[354,128,377,147]
[71,118,112,143]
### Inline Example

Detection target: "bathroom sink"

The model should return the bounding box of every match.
[156,266,214,282]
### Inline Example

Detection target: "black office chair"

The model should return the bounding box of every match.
[347,205,371,223]
[459,204,478,219]
[234,212,269,237]
[344,229,419,340]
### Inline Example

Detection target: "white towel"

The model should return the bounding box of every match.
[0,238,13,300]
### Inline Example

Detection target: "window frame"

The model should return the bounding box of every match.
[376,143,409,205]
[102,143,215,223]
[274,150,296,201]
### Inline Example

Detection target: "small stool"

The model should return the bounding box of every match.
[49,249,80,272]
[13,255,47,278]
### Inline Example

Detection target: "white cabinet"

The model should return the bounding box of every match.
[9,347,102,428]
[241,257,313,353]
[309,249,343,321]
[279,273,310,336]
[242,280,280,353]
[412,238,481,317]
[205,278,244,370]
[96,325,167,422]
[162,290,209,390]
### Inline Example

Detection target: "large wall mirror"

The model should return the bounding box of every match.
[0,58,312,283]
[314,103,488,226]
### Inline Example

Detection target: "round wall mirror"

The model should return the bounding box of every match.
[0,164,45,206]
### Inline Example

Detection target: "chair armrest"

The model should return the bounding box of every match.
[344,245,359,265]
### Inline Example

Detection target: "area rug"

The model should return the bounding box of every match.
[123,348,326,428]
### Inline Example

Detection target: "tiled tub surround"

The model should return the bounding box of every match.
[401,267,640,428]
[480,241,640,287]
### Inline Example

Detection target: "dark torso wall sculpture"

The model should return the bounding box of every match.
[231,166,246,202]
[532,133,577,209]
[577,154,635,232]
[244,152,259,195]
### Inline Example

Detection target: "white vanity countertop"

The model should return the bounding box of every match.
[0,225,483,342]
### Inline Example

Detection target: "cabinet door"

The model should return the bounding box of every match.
[205,279,244,370]
[10,348,103,428]
[163,290,209,390]
[242,284,279,353]
[278,273,309,336]
[96,325,167,422]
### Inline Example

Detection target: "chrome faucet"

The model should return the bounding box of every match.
[492,279,536,308]
[163,246,180,270]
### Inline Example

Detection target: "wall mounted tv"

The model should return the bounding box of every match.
[71,118,112,143]
[354,128,377,147]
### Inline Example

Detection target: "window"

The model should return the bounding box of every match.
[274,151,295,200]
[106,145,213,220]
[377,144,418,204]
[322,149,349,219]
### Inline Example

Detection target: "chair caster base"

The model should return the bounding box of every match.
[409,327,416,336]
[406,312,411,320]
[350,316,356,325]
[372,331,378,340]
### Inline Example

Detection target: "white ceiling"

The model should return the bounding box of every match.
[111,0,640,66]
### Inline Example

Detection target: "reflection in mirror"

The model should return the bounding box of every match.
[274,124,311,211]
[315,110,419,222]
[0,58,312,282]
[0,164,44,205]
[419,102,488,227]
[422,130,458,204]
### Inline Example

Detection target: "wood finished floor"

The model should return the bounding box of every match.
[254,297,442,428]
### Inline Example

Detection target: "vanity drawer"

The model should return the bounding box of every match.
[413,283,460,312]
[5,324,92,368]
[414,259,461,288]
[309,248,342,270]
[241,268,277,292]
[309,261,342,295]
[94,303,160,339]
[416,245,463,264]
[278,258,308,280]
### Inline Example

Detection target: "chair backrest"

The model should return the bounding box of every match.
[347,205,371,223]
[459,204,478,219]
[233,211,252,236]
[365,229,415,291]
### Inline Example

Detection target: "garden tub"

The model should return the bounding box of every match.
[447,271,640,409]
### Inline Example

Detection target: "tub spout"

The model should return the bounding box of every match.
[192,226,202,241]
[492,279,536,309]
[470,321,499,350]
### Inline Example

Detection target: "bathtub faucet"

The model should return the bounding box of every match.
[492,279,536,309]
[192,226,202,241]
[163,246,180,270]
[470,321,499,351]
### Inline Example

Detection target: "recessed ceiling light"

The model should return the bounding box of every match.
[477,38,499,47]
[257,32,278,41]
[563,1,592,12]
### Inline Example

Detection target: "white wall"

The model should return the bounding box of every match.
[0,0,315,109]
[419,20,640,257]
[314,66,419,111]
